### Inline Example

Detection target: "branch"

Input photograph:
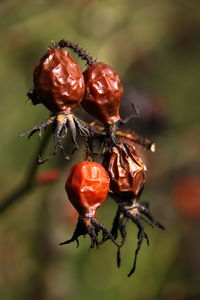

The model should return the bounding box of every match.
[116,130,156,152]
[0,130,51,214]
[90,122,155,152]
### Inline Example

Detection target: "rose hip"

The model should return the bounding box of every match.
[66,161,110,217]
[33,48,85,113]
[82,62,123,125]
[60,161,117,249]
[21,44,92,163]
[103,143,164,276]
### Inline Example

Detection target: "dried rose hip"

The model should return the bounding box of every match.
[81,61,125,149]
[82,62,123,125]
[60,161,117,249]
[21,44,93,163]
[103,143,164,276]
[66,161,110,217]
[106,143,147,198]
[32,48,85,113]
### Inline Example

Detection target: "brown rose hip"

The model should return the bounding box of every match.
[82,62,123,125]
[21,45,93,163]
[33,48,85,113]
[106,144,147,198]
[103,143,164,277]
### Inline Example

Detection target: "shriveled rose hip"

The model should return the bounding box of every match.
[60,161,118,249]
[21,44,92,163]
[103,143,164,277]
[33,49,85,113]
[66,161,110,217]
[82,62,123,125]
[106,144,147,198]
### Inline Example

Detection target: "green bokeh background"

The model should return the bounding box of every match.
[0,1,200,299]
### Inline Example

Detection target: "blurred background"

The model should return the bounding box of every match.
[0,0,200,299]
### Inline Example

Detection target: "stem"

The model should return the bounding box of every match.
[56,39,96,66]
[116,131,155,152]
[0,129,51,214]
[90,122,155,151]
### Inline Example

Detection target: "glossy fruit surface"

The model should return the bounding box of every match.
[82,62,123,124]
[33,48,85,113]
[65,161,110,217]
[105,144,147,198]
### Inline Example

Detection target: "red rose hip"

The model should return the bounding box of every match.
[66,161,110,217]
[60,161,118,249]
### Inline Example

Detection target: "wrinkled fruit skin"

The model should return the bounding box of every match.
[66,161,110,217]
[82,62,123,124]
[33,49,85,113]
[105,144,147,200]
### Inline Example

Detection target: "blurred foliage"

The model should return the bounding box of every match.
[0,0,200,299]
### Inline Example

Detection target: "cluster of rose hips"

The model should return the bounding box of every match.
[22,39,164,277]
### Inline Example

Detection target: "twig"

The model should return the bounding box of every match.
[116,130,156,152]
[0,130,51,214]
[90,122,155,151]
